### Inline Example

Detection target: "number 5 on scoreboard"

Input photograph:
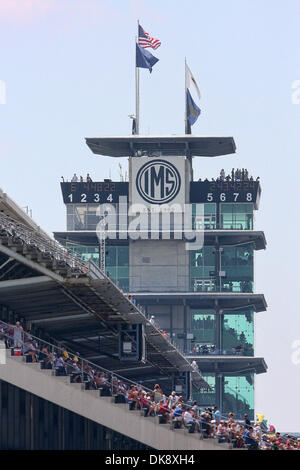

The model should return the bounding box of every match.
[207,193,213,202]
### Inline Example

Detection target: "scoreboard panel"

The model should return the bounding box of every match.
[61,182,128,204]
[190,181,260,206]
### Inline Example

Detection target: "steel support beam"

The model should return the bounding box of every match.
[0,243,64,283]
[0,276,52,290]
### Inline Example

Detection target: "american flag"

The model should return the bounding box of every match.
[138,24,161,50]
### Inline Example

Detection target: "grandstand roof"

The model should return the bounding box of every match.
[0,209,204,389]
[0,188,49,237]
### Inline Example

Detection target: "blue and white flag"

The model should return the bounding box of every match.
[186,88,201,126]
[136,43,159,73]
[186,63,201,100]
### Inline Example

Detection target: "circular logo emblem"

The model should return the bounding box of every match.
[136,159,181,204]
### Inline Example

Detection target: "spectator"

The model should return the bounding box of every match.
[244,413,251,427]
[183,407,198,431]
[191,400,200,418]
[71,173,78,182]
[228,411,235,427]
[23,339,38,362]
[168,391,178,410]
[40,345,52,369]
[55,355,66,376]
[128,295,136,304]
[86,173,92,182]
[13,321,23,348]
[73,352,80,363]
[243,426,259,450]
[157,398,170,423]
[153,384,163,404]
[172,403,183,427]
[214,405,221,425]
[61,346,69,361]
[216,421,230,442]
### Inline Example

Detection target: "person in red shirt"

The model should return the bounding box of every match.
[158,399,170,423]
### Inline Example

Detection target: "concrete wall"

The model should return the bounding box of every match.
[129,240,190,292]
[0,352,228,450]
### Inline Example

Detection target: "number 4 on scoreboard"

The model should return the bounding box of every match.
[107,193,113,202]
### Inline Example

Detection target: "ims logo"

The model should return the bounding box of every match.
[136,159,181,204]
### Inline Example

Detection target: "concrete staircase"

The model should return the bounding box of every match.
[0,350,230,450]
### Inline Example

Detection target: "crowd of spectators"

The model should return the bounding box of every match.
[61,173,93,183]
[198,168,259,183]
[191,343,245,356]
[0,320,298,450]
[111,384,300,451]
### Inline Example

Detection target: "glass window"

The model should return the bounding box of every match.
[106,266,117,281]
[221,243,253,292]
[105,246,116,267]
[223,374,254,420]
[105,245,129,290]
[190,247,215,291]
[66,204,103,230]
[118,246,129,266]
[118,278,129,291]
[220,203,253,230]
[67,205,74,215]
[86,204,101,230]
[192,203,216,230]
[190,310,216,344]
[193,374,216,406]
[222,309,254,356]
[66,243,100,264]
[73,205,86,230]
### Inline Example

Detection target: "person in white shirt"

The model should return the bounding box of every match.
[168,391,179,409]
[183,408,198,432]
[71,173,78,182]
[55,356,66,375]
[253,423,262,444]
[183,410,194,425]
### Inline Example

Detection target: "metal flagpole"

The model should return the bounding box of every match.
[184,57,188,134]
[135,20,140,135]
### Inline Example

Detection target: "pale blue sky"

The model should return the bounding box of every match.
[0,0,300,431]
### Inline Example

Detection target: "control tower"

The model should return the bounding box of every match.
[54,134,267,420]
